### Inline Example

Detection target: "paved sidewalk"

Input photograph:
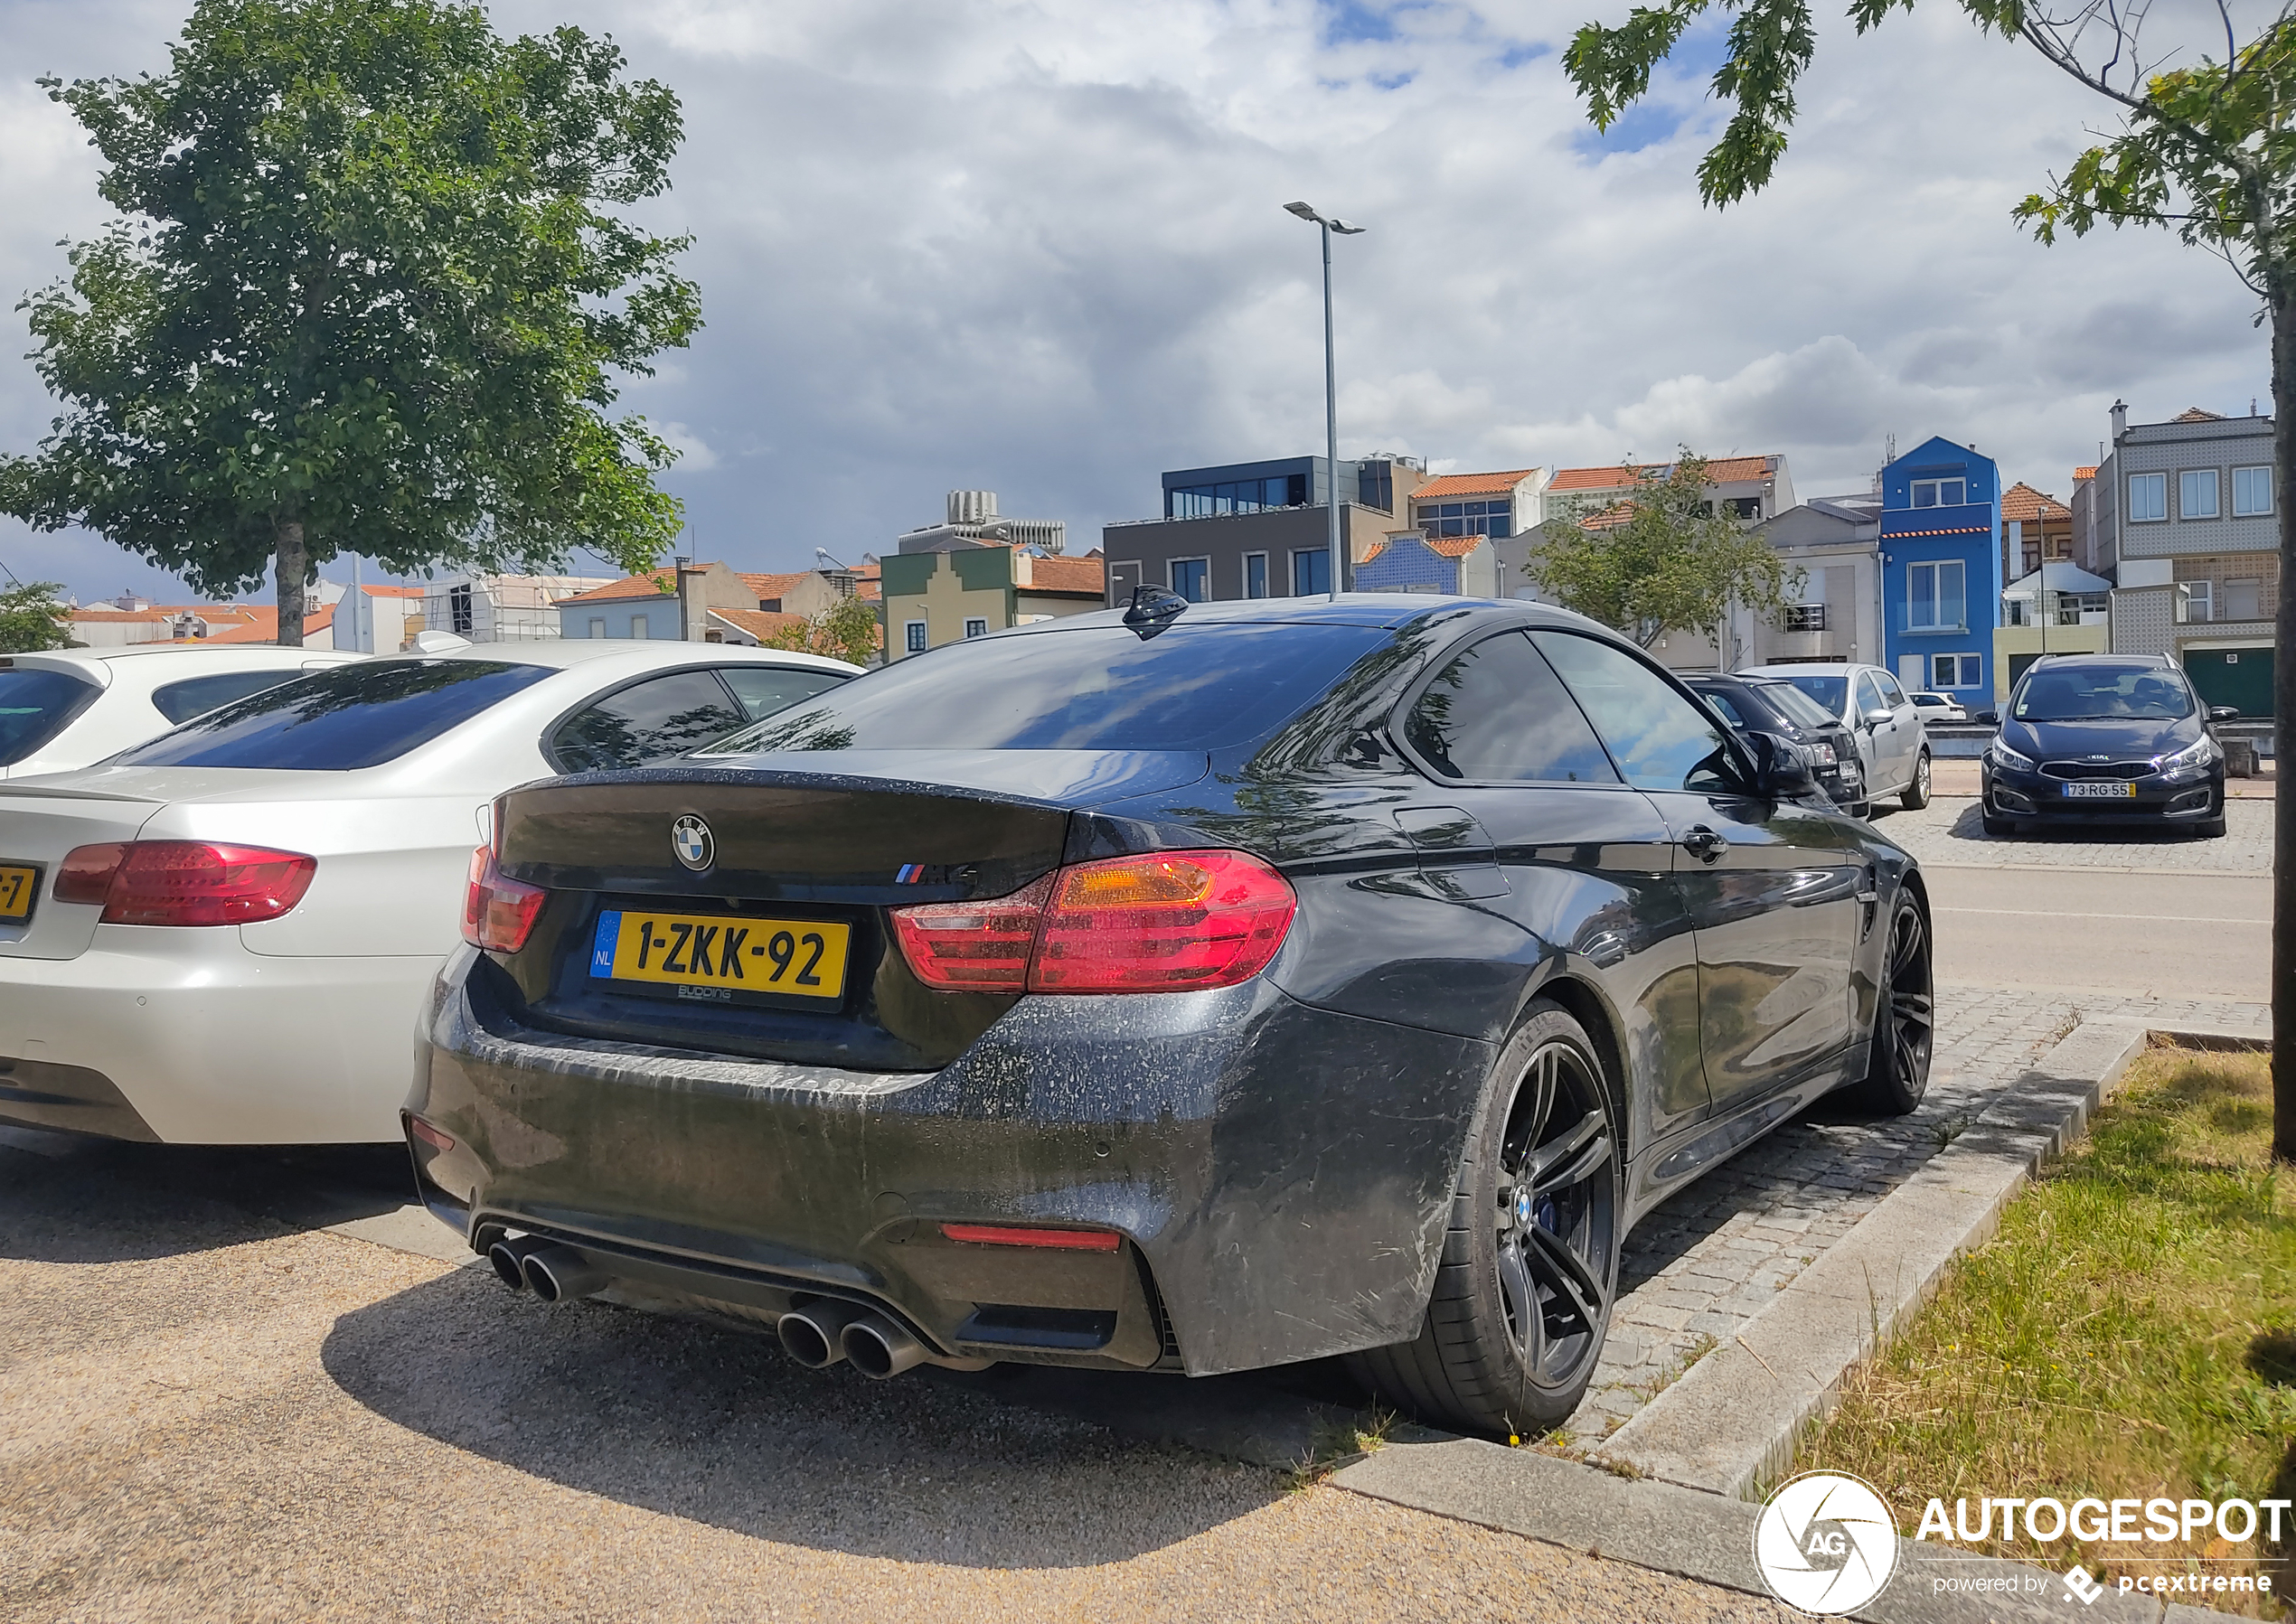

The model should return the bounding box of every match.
[1560,982,2267,1446]
[1870,795,2271,874]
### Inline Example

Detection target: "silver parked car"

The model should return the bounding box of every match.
[1755,662,1933,810]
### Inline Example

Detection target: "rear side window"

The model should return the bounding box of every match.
[0,667,100,765]
[1405,633,1618,784]
[150,669,304,725]
[1696,689,1750,728]
[116,660,551,771]
[550,670,748,773]
[1532,632,1735,794]
[699,623,1392,755]
[719,664,851,721]
[1875,671,1908,707]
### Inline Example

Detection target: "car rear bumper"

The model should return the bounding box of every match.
[409,947,1496,1377]
[0,926,443,1143]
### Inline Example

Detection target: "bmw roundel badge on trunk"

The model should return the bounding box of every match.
[671,815,713,872]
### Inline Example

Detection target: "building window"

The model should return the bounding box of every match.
[2128,472,2168,521]
[1417,499,1512,540]
[449,583,475,634]
[1905,560,1965,631]
[1169,558,1209,601]
[1933,652,1981,690]
[2235,465,2273,516]
[1244,552,1269,599]
[1291,549,1330,596]
[1167,474,1307,519]
[629,616,648,639]
[1729,496,1763,521]
[905,621,927,653]
[1357,462,1394,513]
[964,617,990,639]
[1910,477,1967,509]
[2179,468,2220,519]
[2225,578,2263,621]
[588,617,607,639]
[2186,579,2214,622]
[1783,603,1825,632]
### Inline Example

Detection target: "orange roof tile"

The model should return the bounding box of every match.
[1022,555,1107,595]
[2073,465,2097,482]
[710,608,809,641]
[2172,407,2225,423]
[71,609,170,623]
[558,572,676,605]
[1412,468,1539,502]
[1549,455,1775,492]
[739,570,813,603]
[2000,482,2069,523]
[1423,533,1488,558]
[357,584,428,598]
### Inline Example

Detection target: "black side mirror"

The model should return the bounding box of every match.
[1744,730,1819,800]
[1972,709,1999,726]
[2208,705,2241,723]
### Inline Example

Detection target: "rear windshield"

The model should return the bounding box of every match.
[0,666,100,765]
[115,659,552,771]
[150,668,308,725]
[1746,680,1837,731]
[697,623,1392,755]
[1773,673,1848,716]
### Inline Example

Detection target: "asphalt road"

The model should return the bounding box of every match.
[1924,859,2271,1002]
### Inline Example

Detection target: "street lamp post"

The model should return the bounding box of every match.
[1284,202,1364,602]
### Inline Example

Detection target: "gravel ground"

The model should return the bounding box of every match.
[0,1141,1794,1624]
[1870,793,2272,873]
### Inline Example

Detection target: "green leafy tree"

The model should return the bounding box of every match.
[0,582,73,652]
[0,0,700,647]
[1530,453,1801,652]
[764,592,883,668]
[1567,0,2296,1164]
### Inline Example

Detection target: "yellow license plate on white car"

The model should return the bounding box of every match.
[2061,782,2136,799]
[588,908,850,1001]
[0,864,38,923]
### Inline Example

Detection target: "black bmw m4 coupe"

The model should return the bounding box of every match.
[407,593,1933,1435]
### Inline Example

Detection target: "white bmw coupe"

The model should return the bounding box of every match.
[0,637,857,1144]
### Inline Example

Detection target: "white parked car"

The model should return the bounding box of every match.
[1907,690,1970,725]
[0,639,859,1145]
[0,643,363,777]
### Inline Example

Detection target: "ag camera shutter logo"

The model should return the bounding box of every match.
[1754,1471,1899,1614]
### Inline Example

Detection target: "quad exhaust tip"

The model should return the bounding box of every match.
[520,1243,607,1304]
[776,1300,864,1369]
[486,1234,550,1291]
[841,1313,927,1380]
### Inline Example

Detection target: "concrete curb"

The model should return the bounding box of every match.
[1332,1439,2167,1622]
[1587,1019,2168,1497]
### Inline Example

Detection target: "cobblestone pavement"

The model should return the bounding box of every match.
[1559,981,2268,1446]
[1869,793,2271,874]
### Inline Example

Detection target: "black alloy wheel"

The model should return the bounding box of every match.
[1853,896,1934,1114]
[1349,1004,1622,1437]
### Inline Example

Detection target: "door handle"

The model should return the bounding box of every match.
[1681,826,1728,864]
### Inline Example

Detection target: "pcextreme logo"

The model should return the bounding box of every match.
[1754,1471,1900,1615]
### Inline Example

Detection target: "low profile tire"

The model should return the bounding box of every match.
[1900,751,1933,811]
[1346,1004,1622,1438]
[1851,895,1934,1115]
[1980,810,2016,838]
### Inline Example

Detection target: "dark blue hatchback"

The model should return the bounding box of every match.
[1980,654,2232,838]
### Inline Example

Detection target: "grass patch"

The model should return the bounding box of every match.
[1793,1043,2294,1613]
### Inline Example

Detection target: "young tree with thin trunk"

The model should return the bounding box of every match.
[1530,452,1801,652]
[0,0,699,646]
[1567,0,2296,1166]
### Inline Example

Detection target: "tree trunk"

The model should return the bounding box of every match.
[274,520,307,649]
[2273,286,2296,1166]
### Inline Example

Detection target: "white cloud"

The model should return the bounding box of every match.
[0,0,2271,598]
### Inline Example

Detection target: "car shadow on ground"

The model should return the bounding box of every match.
[319,1268,1303,1568]
[1936,801,2210,847]
[0,1128,415,1263]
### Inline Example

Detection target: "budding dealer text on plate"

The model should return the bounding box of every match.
[590,908,852,1004]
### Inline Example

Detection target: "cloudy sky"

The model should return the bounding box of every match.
[0,0,2270,606]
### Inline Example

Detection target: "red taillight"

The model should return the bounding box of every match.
[53,840,315,925]
[889,850,1295,995]
[462,844,545,953]
[940,1223,1122,1251]
[407,1117,456,1153]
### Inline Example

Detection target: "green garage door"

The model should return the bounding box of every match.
[2185,646,2275,717]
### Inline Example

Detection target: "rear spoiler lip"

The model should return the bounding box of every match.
[0,782,165,804]
[513,751,1215,814]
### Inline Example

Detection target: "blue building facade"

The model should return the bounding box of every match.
[1879,437,2001,699]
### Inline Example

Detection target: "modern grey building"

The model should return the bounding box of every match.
[2097,403,2280,714]
[1729,496,1884,671]
[1099,453,1427,604]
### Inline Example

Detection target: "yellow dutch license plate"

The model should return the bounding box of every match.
[588,908,850,1001]
[0,865,38,924]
